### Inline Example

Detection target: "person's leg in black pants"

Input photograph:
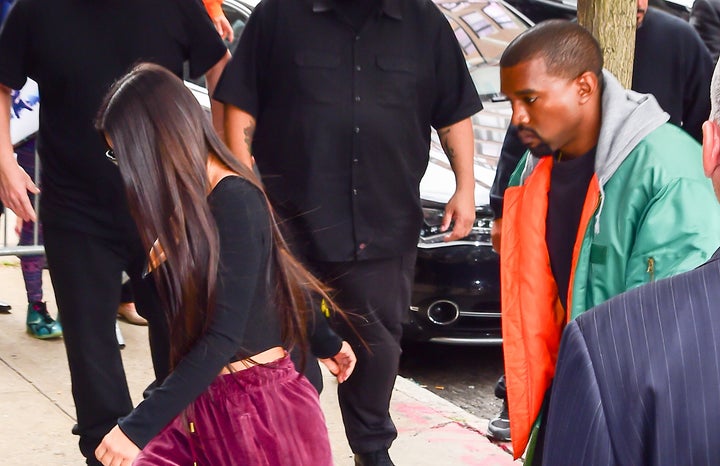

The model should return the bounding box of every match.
[43,226,134,465]
[310,251,416,461]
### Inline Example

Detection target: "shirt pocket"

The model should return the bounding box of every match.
[375,55,417,108]
[294,50,341,104]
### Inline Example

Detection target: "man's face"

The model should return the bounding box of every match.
[500,57,585,157]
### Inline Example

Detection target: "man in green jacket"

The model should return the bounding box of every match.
[498,20,720,462]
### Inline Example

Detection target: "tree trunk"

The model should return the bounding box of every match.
[577,0,636,88]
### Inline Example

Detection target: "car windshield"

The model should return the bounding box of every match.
[435,0,530,99]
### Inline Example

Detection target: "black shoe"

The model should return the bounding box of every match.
[0,300,11,313]
[354,449,395,466]
[487,398,511,442]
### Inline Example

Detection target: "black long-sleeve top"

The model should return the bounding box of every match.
[118,176,335,448]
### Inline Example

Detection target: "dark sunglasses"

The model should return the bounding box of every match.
[105,148,117,165]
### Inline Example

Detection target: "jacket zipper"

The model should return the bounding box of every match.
[646,257,655,282]
[189,421,199,466]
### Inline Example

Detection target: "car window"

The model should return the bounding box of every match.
[434,0,529,97]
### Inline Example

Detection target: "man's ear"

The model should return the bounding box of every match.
[576,71,598,103]
[702,120,720,178]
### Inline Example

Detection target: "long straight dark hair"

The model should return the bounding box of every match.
[96,63,334,368]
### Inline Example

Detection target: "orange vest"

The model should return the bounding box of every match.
[203,0,223,20]
[501,157,599,457]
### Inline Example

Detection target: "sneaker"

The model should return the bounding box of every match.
[494,374,507,399]
[26,302,63,339]
[487,398,511,442]
[0,300,11,314]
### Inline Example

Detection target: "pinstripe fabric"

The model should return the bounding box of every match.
[543,254,720,466]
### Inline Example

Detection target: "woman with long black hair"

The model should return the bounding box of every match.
[93,63,355,466]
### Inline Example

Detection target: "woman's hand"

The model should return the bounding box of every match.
[319,340,357,383]
[95,425,140,466]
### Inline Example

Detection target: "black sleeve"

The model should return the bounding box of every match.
[680,22,713,143]
[690,0,720,63]
[118,178,272,448]
[429,5,483,129]
[212,0,273,117]
[308,303,343,359]
[0,0,30,89]
[489,125,526,219]
[180,0,228,79]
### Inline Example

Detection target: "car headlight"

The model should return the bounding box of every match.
[418,206,493,248]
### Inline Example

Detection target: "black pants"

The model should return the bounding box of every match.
[308,251,416,454]
[44,226,169,465]
[120,281,134,303]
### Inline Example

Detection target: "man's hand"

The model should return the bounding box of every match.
[0,157,38,222]
[0,85,38,222]
[212,14,234,42]
[491,217,502,253]
[95,425,140,466]
[441,188,475,242]
[319,341,356,383]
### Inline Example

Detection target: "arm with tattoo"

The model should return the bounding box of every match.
[224,105,256,168]
[436,117,476,241]
[438,127,455,162]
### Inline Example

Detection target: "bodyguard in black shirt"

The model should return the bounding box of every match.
[214,0,482,464]
[0,1,229,464]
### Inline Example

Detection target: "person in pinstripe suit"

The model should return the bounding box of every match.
[542,59,720,465]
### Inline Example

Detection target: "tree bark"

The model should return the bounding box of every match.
[577,0,636,88]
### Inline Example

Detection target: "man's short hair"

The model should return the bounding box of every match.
[711,59,720,123]
[500,20,603,81]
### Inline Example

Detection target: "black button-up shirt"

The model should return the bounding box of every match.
[215,0,482,261]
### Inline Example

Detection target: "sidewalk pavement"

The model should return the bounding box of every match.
[0,259,519,465]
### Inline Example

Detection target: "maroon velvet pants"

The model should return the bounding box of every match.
[134,356,333,465]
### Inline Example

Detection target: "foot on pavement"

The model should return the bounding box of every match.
[26,302,63,339]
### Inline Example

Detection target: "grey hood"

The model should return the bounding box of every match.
[594,69,669,185]
[520,69,669,185]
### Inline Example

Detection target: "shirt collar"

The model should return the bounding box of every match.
[311,0,402,20]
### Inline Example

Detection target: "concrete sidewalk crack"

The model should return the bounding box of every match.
[0,356,76,421]
[429,420,485,435]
